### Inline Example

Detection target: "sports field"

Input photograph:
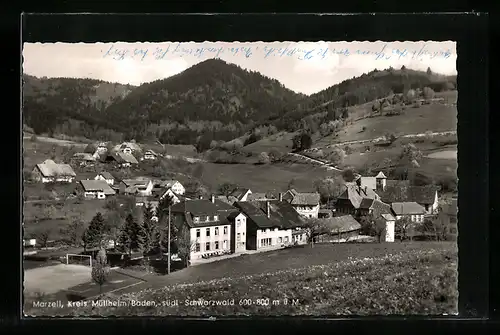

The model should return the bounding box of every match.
[24,264,92,295]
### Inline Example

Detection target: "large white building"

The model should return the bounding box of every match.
[282,189,321,219]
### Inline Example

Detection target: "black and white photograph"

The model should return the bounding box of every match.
[22,40,458,316]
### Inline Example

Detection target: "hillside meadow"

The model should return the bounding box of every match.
[29,241,458,316]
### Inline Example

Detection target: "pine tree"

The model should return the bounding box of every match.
[83,212,106,250]
[156,194,174,223]
[141,203,161,255]
[117,214,143,256]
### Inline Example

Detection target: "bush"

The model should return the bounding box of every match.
[423,87,436,99]
[344,146,353,155]
[258,152,271,164]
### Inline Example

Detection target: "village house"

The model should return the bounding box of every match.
[142,149,158,160]
[313,215,362,243]
[31,159,76,183]
[94,172,115,185]
[170,199,235,262]
[79,179,116,199]
[71,152,96,167]
[227,211,248,254]
[106,151,139,167]
[246,192,277,202]
[119,178,154,196]
[93,142,108,158]
[335,183,381,215]
[151,187,188,205]
[114,141,142,155]
[282,189,321,219]
[379,183,439,215]
[234,200,308,251]
[158,180,186,195]
[356,198,396,243]
[391,202,427,223]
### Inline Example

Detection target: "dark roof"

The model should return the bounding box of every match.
[230,188,251,200]
[337,184,380,209]
[112,152,139,164]
[80,180,115,195]
[234,200,306,229]
[379,184,438,204]
[246,192,277,201]
[317,215,361,234]
[214,199,237,212]
[391,202,426,215]
[171,199,220,216]
[283,189,320,206]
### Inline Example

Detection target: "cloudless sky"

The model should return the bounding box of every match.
[23,41,456,95]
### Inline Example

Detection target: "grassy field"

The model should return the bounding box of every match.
[199,162,334,193]
[315,102,457,146]
[243,131,298,155]
[27,242,457,316]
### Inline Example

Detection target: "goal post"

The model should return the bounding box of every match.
[66,254,92,267]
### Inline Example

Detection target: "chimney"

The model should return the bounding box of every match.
[279,192,283,201]
[266,201,271,219]
[211,194,215,203]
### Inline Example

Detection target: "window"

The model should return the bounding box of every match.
[195,243,200,252]
[215,227,219,236]
[260,238,272,247]
[199,216,206,222]
[223,226,228,235]
[215,241,219,250]
[206,228,210,237]
[278,237,283,243]
[196,229,200,238]
[194,217,200,223]
[237,233,241,242]
[284,236,289,243]
[275,228,278,232]
[223,240,228,249]
[205,242,211,251]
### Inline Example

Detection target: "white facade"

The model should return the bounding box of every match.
[239,189,252,201]
[135,180,154,196]
[293,204,320,219]
[143,151,157,160]
[256,228,293,250]
[190,223,231,260]
[422,191,439,215]
[395,214,425,223]
[161,189,181,204]
[233,213,247,253]
[84,191,106,199]
[382,220,395,242]
[169,181,185,195]
[122,147,132,154]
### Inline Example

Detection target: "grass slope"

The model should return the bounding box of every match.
[29,242,457,316]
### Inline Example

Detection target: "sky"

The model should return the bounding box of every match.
[23,41,456,95]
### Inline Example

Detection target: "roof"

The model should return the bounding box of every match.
[171,199,222,216]
[144,149,158,155]
[337,184,380,209]
[160,180,181,188]
[112,152,139,164]
[379,184,438,204]
[246,192,277,201]
[391,202,426,215]
[114,142,142,152]
[97,172,114,180]
[35,160,76,177]
[375,171,387,179]
[229,188,251,200]
[216,195,238,205]
[72,153,96,161]
[121,179,151,187]
[284,190,320,206]
[234,200,306,229]
[80,180,115,195]
[318,215,362,234]
[381,213,396,221]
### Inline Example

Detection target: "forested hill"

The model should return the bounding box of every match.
[268,67,457,132]
[23,75,135,139]
[101,59,303,143]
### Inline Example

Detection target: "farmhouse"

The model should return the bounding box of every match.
[379,184,439,215]
[335,183,380,215]
[114,142,142,154]
[170,199,234,262]
[71,153,96,167]
[32,159,76,183]
[107,151,139,167]
[119,178,154,196]
[152,187,188,205]
[313,215,362,243]
[282,189,321,219]
[94,142,108,157]
[357,198,392,218]
[157,180,186,195]
[142,149,158,160]
[234,200,308,251]
[391,202,426,223]
[94,172,115,185]
[80,180,116,199]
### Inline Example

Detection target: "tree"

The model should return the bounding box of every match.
[341,168,356,182]
[91,248,110,295]
[117,214,143,256]
[269,149,283,162]
[217,182,238,197]
[84,143,97,154]
[401,65,406,71]
[328,148,346,166]
[292,133,312,151]
[258,151,271,164]
[192,164,204,179]
[406,89,417,103]
[426,67,432,75]
[303,218,327,247]
[423,86,436,99]
[395,216,413,242]
[36,229,51,249]
[83,212,106,251]
[313,177,343,204]
[60,215,85,247]
[141,204,161,255]
[400,143,423,166]
[174,224,196,267]
[359,215,386,242]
